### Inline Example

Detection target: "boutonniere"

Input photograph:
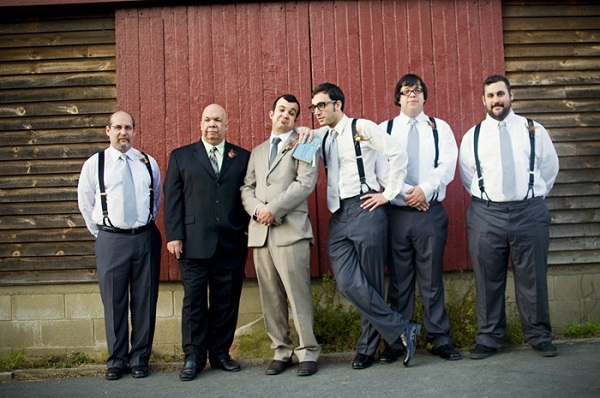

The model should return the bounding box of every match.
[354,126,370,142]
[139,156,149,164]
[282,138,299,154]
[227,149,237,159]
[527,122,536,135]
[428,121,436,129]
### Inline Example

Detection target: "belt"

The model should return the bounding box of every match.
[98,221,155,235]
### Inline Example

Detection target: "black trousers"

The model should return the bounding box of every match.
[178,243,247,366]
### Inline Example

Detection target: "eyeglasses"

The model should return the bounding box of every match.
[308,100,337,113]
[400,88,424,96]
[110,125,134,132]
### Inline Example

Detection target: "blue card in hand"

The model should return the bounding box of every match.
[292,136,322,163]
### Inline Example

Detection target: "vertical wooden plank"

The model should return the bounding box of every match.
[114,8,140,117]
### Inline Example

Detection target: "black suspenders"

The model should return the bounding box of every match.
[321,119,372,195]
[473,118,536,201]
[97,150,154,227]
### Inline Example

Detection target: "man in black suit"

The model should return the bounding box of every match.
[163,103,250,381]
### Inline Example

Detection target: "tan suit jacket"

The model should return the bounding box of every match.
[241,132,318,247]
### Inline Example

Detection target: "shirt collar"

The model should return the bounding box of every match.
[270,129,294,144]
[398,111,427,126]
[331,114,350,134]
[201,138,226,154]
[107,146,138,161]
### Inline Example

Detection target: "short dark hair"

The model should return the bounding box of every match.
[271,93,300,119]
[311,82,345,111]
[394,73,428,107]
[483,74,511,94]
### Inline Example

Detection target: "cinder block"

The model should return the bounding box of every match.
[0,321,39,349]
[13,294,64,320]
[0,295,11,321]
[65,293,104,319]
[156,290,174,318]
[554,274,585,302]
[581,299,600,322]
[154,317,181,345]
[40,320,93,347]
[549,299,581,328]
[93,319,107,346]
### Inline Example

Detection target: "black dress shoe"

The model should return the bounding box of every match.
[400,321,422,367]
[105,367,123,381]
[378,345,404,364]
[265,359,293,375]
[179,360,199,381]
[211,357,241,372]
[469,344,498,359]
[351,353,374,369]
[131,366,150,378]
[532,342,557,357]
[297,361,318,376]
[430,345,461,361]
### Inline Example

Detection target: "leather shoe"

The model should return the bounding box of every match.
[105,367,123,381]
[469,344,498,359]
[533,342,557,357]
[297,361,318,376]
[351,353,374,369]
[179,360,199,381]
[266,359,293,375]
[430,344,461,361]
[400,321,422,366]
[131,366,150,378]
[378,345,404,364]
[211,357,241,372]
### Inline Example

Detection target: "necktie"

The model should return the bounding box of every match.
[326,129,340,213]
[405,118,420,186]
[209,147,219,175]
[269,137,281,167]
[121,154,137,227]
[499,121,516,199]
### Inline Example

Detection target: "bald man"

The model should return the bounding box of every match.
[164,104,251,381]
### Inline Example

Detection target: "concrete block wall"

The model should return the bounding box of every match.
[0,267,599,359]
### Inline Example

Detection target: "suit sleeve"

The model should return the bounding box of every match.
[163,150,185,242]
[240,149,261,217]
[267,151,320,221]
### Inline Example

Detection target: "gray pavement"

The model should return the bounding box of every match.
[1,339,599,398]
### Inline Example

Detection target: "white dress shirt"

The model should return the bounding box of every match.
[459,110,559,201]
[201,138,226,171]
[268,130,294,164]
[378,112,458,205]
[77,146,162,237]
[324,115,407,201]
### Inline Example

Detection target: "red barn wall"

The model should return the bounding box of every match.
[114,1,505,281]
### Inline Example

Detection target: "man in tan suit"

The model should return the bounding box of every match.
[241,94,320,377]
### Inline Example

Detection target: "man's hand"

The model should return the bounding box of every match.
[359,192,389,212]
[167,240,183,259]
[298,126,314,144]
[255,204,278,226]
[405,186,430,211]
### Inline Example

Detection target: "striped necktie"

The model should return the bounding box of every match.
[209,147,220,175]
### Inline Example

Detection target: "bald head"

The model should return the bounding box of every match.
[106,110,135,153]
[201,104,228,145]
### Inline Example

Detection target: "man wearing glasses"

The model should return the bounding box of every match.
[304,82,421,369]
[377,74,460,364]
[78,111,162,380]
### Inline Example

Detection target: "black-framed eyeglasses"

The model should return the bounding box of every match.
[109,124,134,132]
[400,88,424,96]
[308,100,337,113]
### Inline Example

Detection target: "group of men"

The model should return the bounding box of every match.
[77,74,560,382]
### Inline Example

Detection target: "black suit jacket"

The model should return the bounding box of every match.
[163,140,250,259]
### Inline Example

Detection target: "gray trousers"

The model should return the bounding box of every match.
[95,225,162,369]
[467,196,553,348]
[387,202,452,349]
[328,195,408,356]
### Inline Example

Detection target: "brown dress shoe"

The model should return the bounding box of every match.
[265,359,293,375]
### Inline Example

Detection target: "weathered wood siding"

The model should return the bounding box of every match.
[503,1,600,267]
[0,8,116,284]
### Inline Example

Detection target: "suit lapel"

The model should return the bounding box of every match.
[192,141,216,177]
[269,132,298,172]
